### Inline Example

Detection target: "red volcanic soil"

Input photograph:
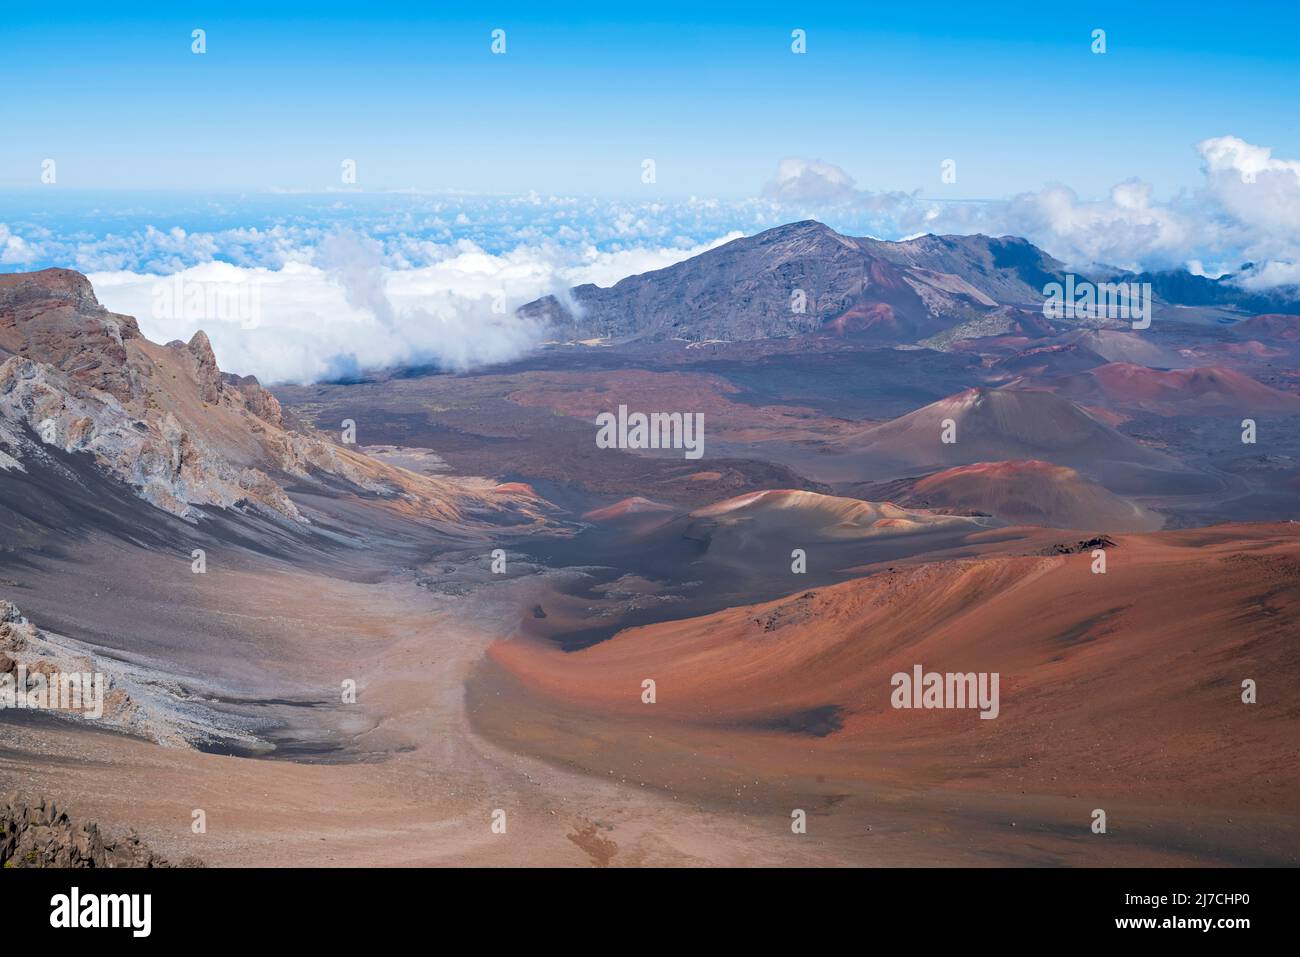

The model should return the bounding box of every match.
[1048,362,1300,415]
[580,497,683,538]
[1075,404,1128,427]
[826,300,903,336]
[823,259,928,339]
[906,460,1163,532]
[504,368,855,445]
[582,496,675,522]
[482,523,1300,860]
[1219,340,1288,358]
[831,386,1177,483]
[493,482,540,496]
[1235,313,1300,341]
[992,332,1185,378]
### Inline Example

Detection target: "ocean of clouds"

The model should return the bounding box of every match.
[1,135,1297,383]
[83,220,746,383]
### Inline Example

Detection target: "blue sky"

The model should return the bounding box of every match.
[3,1,1298,198]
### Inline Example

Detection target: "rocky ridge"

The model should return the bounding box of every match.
[0,269,547,528]
[519,221,1070,343]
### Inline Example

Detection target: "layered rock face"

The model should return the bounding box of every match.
[0,352,304,519]
[0,269,544,527]
[0,268,142,400]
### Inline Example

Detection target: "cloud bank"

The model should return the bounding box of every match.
[88,231,740,384]
[763,135,1300,282]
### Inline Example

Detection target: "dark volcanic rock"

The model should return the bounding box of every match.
[1042,536,1118,555]
[0,794,202,868]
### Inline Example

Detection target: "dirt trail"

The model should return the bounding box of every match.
[0,564,842,867]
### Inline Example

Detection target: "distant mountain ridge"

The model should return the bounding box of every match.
[520,221,1066,343]
[519,220,1300,345]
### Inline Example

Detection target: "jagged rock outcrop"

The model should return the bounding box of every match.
[1042,536,1118,555]
[186,330,223,403]
[222,371,284,425]
[0,794,199,868]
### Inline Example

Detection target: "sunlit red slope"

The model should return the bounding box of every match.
[1045,362,1300,416]
[829,387,1184,492]
[487,523,1300,810]
[904,460,1163,532]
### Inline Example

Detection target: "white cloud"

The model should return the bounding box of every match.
[565,232,744,288]
[1199,135,1300,186]
[1232,259,1300,290]
[763,158,860,205]
[758,138,1300,281]
[993,180,1199,271]
[0,224,36,265]
[87,231,742,384]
